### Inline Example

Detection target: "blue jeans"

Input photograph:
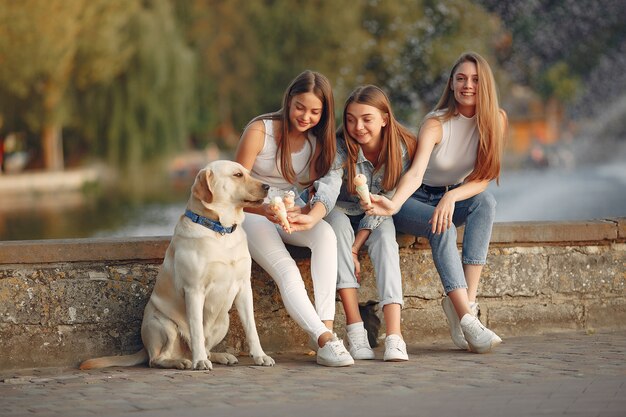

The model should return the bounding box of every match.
[393,186,497,294]
[325,208,404,308]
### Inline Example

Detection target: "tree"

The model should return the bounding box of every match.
[475,0,626,108]
[357,0,506,124]
[177,0,260,148]
[0,0,137,170]
[75,0,195,170]
[182,0,369,145]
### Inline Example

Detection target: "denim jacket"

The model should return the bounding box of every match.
[310,136,413,231]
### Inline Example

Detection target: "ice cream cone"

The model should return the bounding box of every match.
[270,196,291,233]
[354,174,371,205]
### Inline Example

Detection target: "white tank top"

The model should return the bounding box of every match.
[422,111,478,186]
[250,119,315,200]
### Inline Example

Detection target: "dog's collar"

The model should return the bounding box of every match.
[184,210,237,235]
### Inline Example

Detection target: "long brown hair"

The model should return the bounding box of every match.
[249,70,336,185]
[341,85,417,194]
[432,51,505,183]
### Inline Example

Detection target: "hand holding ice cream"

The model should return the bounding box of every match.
[354,174,371,205]
[282,190,295,209]
[269,196,291,233]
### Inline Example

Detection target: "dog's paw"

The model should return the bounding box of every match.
[175,359,193,370]
[193,359,213,371]
[211,352,238,365]
[253,355,275,367]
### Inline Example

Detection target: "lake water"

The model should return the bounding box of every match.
[488,160,626,222]
[1,160,625,241]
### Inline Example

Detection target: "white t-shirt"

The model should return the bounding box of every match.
[250,119,315,201]
[422,111,479,187]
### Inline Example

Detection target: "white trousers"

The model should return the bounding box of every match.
[242,213,338,340]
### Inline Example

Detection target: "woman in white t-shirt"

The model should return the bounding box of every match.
[366,52,508,354]
[235,70,353,367]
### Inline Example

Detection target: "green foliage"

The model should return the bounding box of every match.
[475,0,626,104]
[0,0,139,168]
[538,62,580,103]
[75,0,195,169]
[6,0,620,168]
[357,0,504,123]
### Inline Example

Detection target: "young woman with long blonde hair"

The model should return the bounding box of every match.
[235,70,353,367]
[366,51,507,353]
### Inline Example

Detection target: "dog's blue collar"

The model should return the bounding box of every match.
[184,210,237,235]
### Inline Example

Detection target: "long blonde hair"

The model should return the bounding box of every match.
[433,51,505,183]
[248,70,336,186]
[341,85,417,194]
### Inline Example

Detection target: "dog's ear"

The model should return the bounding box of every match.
[192,168,213,204]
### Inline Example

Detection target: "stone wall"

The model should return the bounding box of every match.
[1,219,624,370]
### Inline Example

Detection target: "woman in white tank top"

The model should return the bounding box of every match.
[366,52,508,354]
[235,70,353,367]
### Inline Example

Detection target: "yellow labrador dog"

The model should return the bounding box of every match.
[80,160,274,370]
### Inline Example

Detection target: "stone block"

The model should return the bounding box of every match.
[400,249,442,300]
[491,220,617,243]
[585,297,626,330]
[0,322,142,369]
[548,246,623,294]
[0,275,52,325]
[401,301,450,342]
[487,301,583,337]
[479,247,548,297]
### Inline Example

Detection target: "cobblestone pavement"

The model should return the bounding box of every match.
[1,330,625,417]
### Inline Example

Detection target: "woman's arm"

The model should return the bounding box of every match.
[235,120,265,170]
[366,118,441,216]
[290,146,344,232]
[234,120,274,218]
[431,179,489,234]
[288,201,327,232]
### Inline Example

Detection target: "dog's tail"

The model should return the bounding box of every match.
[79,348,148,370]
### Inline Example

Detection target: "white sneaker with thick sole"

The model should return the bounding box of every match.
[316,336,354,367]
[442,296,469,350]
[383,334,409,361]
[460,314,502,353]
[346,327,375,360]
[470,302,503,345]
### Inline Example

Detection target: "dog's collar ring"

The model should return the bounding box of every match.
[184,210,237,235]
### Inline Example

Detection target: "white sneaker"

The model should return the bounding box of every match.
[470,302,503,345]
[346,327,375,360]
[383,334,409,361]
[460,314,502,354]
[316,336,354,367]
[441,296,469,350]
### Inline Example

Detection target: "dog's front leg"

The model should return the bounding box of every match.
[234,284,275,366]
[185,289,212,370]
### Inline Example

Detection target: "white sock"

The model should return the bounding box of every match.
[346,322,365,333]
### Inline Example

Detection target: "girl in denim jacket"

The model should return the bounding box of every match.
[291,85,416,361]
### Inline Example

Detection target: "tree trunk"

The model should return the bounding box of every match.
[42,122,64,171]
[41,80,65,171]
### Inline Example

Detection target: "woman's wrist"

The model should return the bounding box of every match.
[388,199,400,214]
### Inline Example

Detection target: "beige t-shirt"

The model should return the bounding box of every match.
[422,111,478,187]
